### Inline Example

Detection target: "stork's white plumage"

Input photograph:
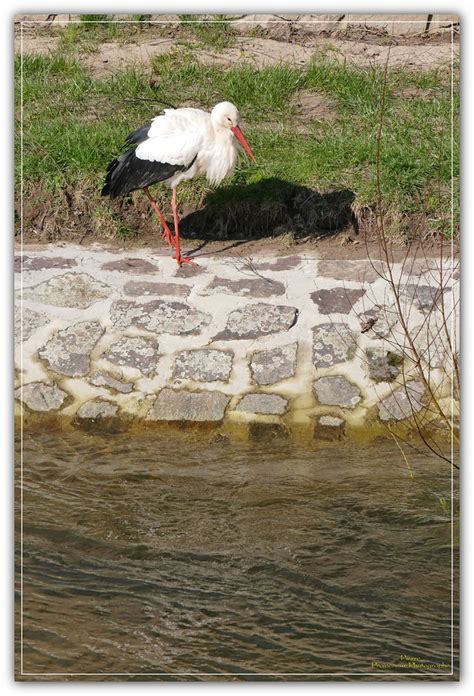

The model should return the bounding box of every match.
[102,101,256,265]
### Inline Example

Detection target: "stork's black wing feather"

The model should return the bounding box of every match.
[101,120,197,198]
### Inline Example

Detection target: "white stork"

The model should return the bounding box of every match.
[102,101,256,266]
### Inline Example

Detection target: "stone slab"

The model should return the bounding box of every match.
[15,382,68,411]
[90,370,134,393]
[20,272,110,309]
[366,347,403,383]
[202,277,285,298]
[15,307,47,342]
[173,350,233,382]
[250,343,298,385]
[124,280,190,298]
[104,336,160,376]
[236,393,288,415]
[38,321,104,377]
[146,388,230,422]
[314,375,361,408]
[311,287,366,314]
[312,323,357,367]
[110,299,211,335]
[215,303,298,340]
[378,381,425,421]
[101,257,158,274]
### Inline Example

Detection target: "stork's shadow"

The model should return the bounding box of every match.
[180,178,357,243]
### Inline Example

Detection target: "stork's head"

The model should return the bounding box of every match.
[211,101,256,161]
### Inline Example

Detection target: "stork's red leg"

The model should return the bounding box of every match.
[171,188,197,267]
[144,187,175,247]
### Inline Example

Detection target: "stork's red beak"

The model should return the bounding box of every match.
[231,125,256,161]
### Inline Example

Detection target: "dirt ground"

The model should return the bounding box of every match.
[16,32,459,75]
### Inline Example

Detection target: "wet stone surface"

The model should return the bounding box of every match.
[378,381,425,421]
[147,388,229,422]
[123,281,190,298]
[236,393,288,415]
[215,303,298,341]
[314,375,362,408]
[38,321,104,377]
[15,255,77,272]
[90,370,134,394]
[101,258,158,274]
[250,343,298,385]
[311,287,366,315]
[314,414,346,441]
[312,323,357,367]
[366,347,403,383]
[76,399,119,420]
[15,382,68,412]
[173,350,233,382]
[110,299,211,335]
[15,307,47,342]
[104,336,160,376]
[20,273,110,309]
[202,277,285,298]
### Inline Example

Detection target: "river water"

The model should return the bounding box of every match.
[15,430,459,681]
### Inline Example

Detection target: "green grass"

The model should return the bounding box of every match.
[15,47,459,240]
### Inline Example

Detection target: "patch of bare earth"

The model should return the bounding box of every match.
[16,29,458,74]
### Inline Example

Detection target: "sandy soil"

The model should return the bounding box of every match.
[16,32,458,75]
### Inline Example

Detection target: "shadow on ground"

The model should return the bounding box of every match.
[180,178,358,242]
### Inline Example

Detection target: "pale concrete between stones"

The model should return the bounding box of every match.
[14,246,459,441]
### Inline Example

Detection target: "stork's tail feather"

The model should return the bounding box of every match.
[101,156,123,198]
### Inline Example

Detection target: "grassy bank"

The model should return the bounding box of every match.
[15,35,459,243]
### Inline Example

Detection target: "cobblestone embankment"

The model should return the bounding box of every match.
[15,246,458,441]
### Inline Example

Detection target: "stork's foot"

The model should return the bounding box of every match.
[174,254,197,267]
[162,227,175,247]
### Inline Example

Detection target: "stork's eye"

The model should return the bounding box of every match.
[226,117,232,124]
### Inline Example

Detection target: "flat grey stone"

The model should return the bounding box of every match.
[257,256,302,271]
[76,399,118,419]
[366,347,403,383]
[317,260,382,283]
[15,255,77,272]
[312,323,357,367]
[250,343,297,385]
[15,382,68,411]
[311,287,366,314]
[378,382,425,421]
[359,307,397,339]
[20,272,110,309]
[124,281,190,298]
[38,321,104,377]
[202,277,285,298]
[90,370,134,393]
[15,306,47,342]
[104,336,160,376]
[173,350,233,382]
[174,263,203,278]
[403,284,443,312]
[215,303,298,340]
[314,376,361,408]
[236,393,288,415]
[146,388,229,422]
[314,414,346,441]
[110,299,211,335]
[101,257,158,274]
